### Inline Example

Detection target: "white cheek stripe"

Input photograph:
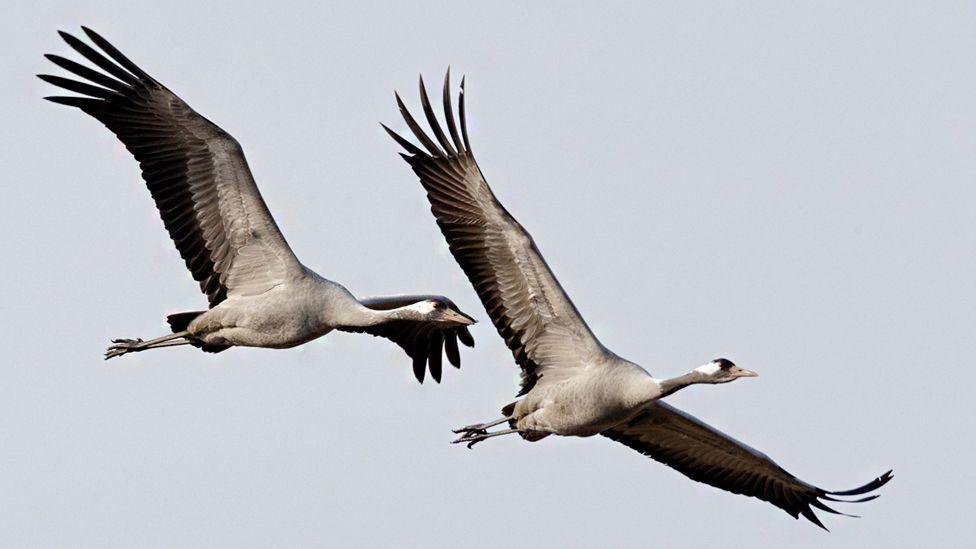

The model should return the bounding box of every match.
[694,362,722,375]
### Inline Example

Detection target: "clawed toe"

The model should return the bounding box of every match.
[104,348,124,360]
[104,338,145,360]
[451,417,518,448]
[452,432,487,449]
[451,426,520,449]
[451,426,488,449]
[452,423,487,434]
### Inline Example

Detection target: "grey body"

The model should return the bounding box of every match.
[40,28,475,382]
[387,72,891,527]
[188,269,362,349]
[509,356,656,437]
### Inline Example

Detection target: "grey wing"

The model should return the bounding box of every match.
[40,28,302,307]
[338,295,475,383]
[602,402,893,529]
[385,72,608,395]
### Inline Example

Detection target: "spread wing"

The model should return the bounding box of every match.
[337,295,475,383]
[385,72,609,395]
[602,402,893,529]
[40,27,302,307]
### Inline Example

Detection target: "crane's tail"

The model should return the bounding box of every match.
[165,311,230,354]
[499,401,549,441]
[166,311,204,332]
[501,402,517,427]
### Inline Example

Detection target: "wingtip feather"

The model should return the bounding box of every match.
[444,334,461,368]
[827,470,894,497]
[441,68,465,153]
[412,353,427,384]
[799,507,830,531]
[395,88,443,156]
[458,75,471,152]
[419,73,457,155]
[381,123,428,158]
[457,326,475,347]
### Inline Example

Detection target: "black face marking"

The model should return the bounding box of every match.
[714,358,735,370]
[432,300,447,310]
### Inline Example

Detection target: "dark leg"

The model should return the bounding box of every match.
[451,416,510,434]
[452,428,520,449]
[105,331,192,360]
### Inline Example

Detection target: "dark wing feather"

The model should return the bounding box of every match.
[40,28,301,307]
[602,402,893,529]
[385,72,607,395]
[337,295,474,383]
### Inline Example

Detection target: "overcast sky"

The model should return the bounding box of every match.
[2,1,973,547]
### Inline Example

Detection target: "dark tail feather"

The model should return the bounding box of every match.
[200,343,230,354]
[166,311,204,332]
[501,402,516,416]
[165,311,231,354]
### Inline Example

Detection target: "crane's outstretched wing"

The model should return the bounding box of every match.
[337,295,475,383]
[40,28,302,307]
[385,73,608,395]
[602,402,893,529]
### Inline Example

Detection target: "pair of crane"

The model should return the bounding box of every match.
[39,27,891,530]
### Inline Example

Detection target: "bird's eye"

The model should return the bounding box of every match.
[432,301,446,310]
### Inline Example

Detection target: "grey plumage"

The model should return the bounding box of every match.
[40,28,476,382]
[387,71,891,527]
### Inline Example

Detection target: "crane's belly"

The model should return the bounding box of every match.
[515,383,643,437]
[204,323,332,349]
[189,289,333,348]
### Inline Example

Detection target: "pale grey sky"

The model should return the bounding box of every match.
[2,1,973,547]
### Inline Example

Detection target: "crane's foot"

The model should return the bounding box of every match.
[452,430,490,449]
[452,416,516,448]
[452,422,490,435]
[105,338,145,359]
[452,416,511,435]
[451,427,520,449]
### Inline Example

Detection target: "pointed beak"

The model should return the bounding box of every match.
[444,308,477,326]
[734,368,759,378]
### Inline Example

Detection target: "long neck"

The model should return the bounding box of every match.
[655,371,705,399]
[622,370,705,409]
[340,302,424,328]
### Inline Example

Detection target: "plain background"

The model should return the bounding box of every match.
[2,1,973,547]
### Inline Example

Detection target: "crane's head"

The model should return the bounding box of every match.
[413,298,477,325]
[693,358,758,384]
